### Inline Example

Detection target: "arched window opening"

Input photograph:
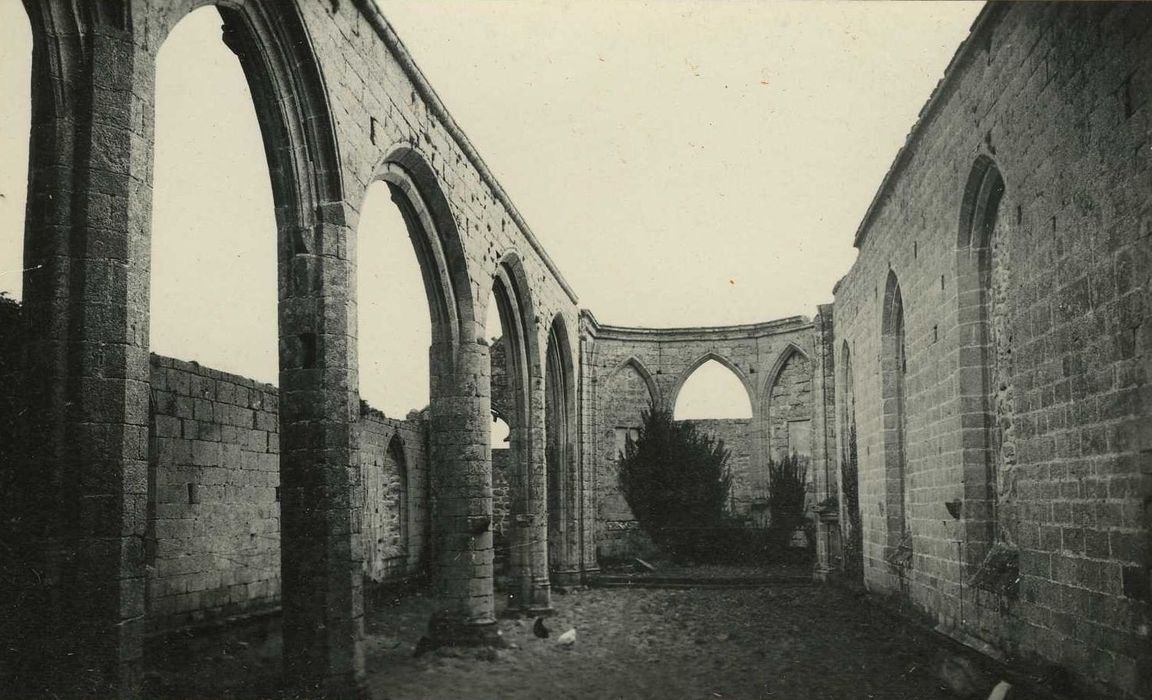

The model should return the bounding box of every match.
[357,181,432,417]
[152,6,277,382]
[958,158,1014,549]
[0,3,31,302]
[881,272,911,562]
[673,359,753,420]
[485,267,539,606]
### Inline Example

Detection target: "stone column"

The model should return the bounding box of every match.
[428,339,498,639]
[279,201,366,695]
[15,12,151,696]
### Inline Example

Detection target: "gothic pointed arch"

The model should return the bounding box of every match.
[376,143,475,348]
[488,250,549,611]
[760,342,812,399]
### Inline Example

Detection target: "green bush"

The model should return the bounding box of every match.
[617,402,731,556]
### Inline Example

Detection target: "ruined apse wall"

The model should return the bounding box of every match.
[579,312,823,562]
[831,5,1152,696]
[146,354,429,631]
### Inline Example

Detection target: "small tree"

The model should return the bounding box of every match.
[767,453,808,536]
[617,402,731,551]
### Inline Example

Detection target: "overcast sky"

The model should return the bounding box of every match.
[0,1,984,418]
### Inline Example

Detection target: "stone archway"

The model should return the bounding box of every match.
[488,253,550,614]
[545,314,580,586]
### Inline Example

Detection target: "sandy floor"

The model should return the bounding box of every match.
[150,580,1042,699]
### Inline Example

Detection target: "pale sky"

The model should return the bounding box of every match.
[0,1,984,419]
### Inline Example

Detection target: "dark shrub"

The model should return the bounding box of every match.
[617,402,731,558]
[767,453,808,547]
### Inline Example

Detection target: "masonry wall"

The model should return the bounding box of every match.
[831,5,1152,696]
[491,447,513,582]
[358,406,430,586]
[595,359,658,561]
[146,355,431,631]
[147,356,281,630]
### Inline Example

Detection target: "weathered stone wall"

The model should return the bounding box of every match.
[491,447,513,581]
[766,352,813,462]
[594,356,658,561]
[146,354,430,630]
[147,355,281,630]
[831,5,1152,695]
[358,406,429,586]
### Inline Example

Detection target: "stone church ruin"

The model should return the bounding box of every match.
[0,2,1149,697]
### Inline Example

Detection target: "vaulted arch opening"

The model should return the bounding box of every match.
[357,182,432,417]
[152,6,278,381]
[486,258,548,612]
[356,151,468,616]
[144,4,354,693]
[145,8,283,646]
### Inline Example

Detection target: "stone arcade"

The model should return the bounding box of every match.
[0,2,1149,698]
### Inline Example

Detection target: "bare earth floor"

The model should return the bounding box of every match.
[150,579,1048,699]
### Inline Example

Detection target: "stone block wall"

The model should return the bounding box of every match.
[831,5,1152,695]
[146,355,281,630]
[145,354,431,631]
[358,405,430,586]
[491,447,513,581]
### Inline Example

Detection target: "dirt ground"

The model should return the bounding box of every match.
[150,579,1042,699]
